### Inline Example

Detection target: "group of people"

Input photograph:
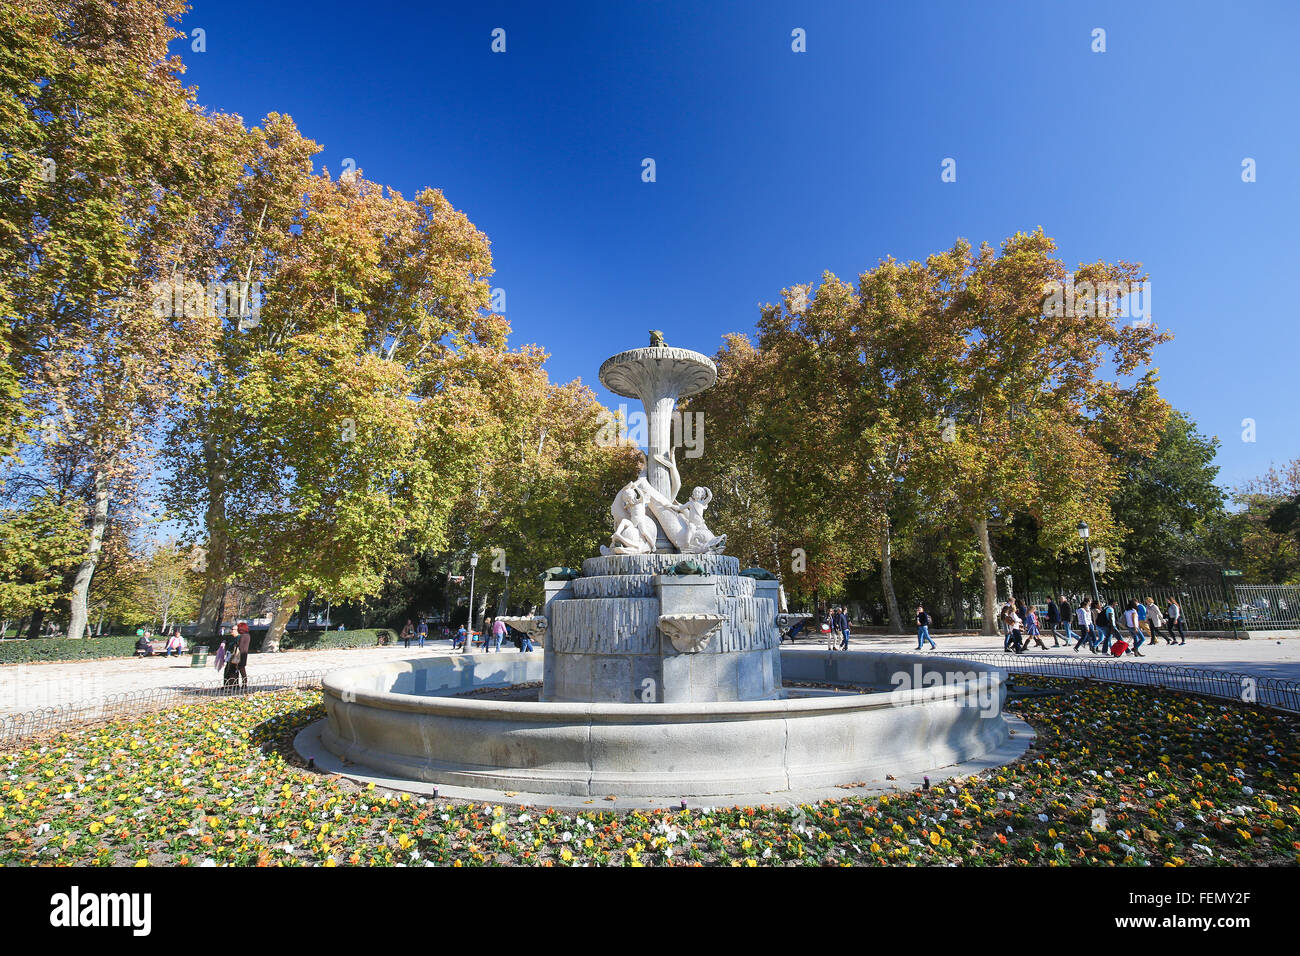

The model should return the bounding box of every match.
[133,627,184,657]
[999,594,1187,656]
[398,616,537,653]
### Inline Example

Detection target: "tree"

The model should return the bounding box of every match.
[913,231,1170,632]
[1105,409,1227,583]
[3,0,244,640]
[0,488,83,635]
[134,540,201,632]
[1230,459,1300,584]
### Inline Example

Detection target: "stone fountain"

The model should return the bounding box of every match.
[541,334,782,704]
[309,333,1016,802]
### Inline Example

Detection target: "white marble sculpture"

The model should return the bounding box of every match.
[601,483,658,556]
[601,468,726,556]
[599,335,727,556]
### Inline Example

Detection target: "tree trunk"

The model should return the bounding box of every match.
[67,468,109,641]
[25,610,44,640]
[298,591,314,631]
[879,521,904,633]
[195,436,229,640]
[949,553,966,630]
[263,593,300,653]
[973,516,999,635]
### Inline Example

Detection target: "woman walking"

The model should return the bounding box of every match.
[1145,597,1164,646]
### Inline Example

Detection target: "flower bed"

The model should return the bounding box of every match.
[0,678,1296,866]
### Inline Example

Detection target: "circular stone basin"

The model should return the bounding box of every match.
[318,650,1011,799]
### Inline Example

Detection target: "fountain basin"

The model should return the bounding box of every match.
[317,650,1012,798]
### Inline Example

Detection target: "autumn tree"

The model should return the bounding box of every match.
[3,0,246,639]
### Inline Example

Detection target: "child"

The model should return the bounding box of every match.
[1022,605,1046,650]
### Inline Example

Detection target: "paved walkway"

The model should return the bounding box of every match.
[0,641,473,716]
[3,632,1299,717]
[787,631,1300,682]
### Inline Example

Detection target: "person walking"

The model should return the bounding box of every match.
[401,619,414,649]
[235,621,251,687]
[833,606,850,651]
[1097,600,1118,655]
[1046,597,1063,646]
[1022,604,1046,650]
[417,618,429,648]
[1122,601,1146,656]
[222,625,242,688]
[916,605,936,650]
[1145,597,1164,646]
[1074,598,1093,652]
[1002,603,1025,654]
[1166,598,1186,644]
[1135,598,1151,645]
[1057,595,1075,647]
[490,616,507,652]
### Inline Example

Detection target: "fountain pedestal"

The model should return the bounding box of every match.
[541,554,782,703]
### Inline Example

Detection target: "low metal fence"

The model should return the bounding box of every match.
[0,669,326,749]
[942,651,1300,714]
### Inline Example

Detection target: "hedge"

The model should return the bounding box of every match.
[0,629,396,665]
[0,635,142,665]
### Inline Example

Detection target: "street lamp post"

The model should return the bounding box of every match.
[1077,521,1100,605]
[500,568,511,616]
[463,552,479,653]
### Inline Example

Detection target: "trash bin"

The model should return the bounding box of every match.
[190,644,210,668]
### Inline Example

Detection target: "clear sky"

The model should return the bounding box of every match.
[179,0,1299,492]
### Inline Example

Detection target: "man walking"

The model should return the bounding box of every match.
[1046,597,1063,646]
[490,616,507,652]
[1057,595,1074,647]
[916,605,936,650]
[1096,599,1114,654]
[1166,598,1186,644]
[834,606,851,651]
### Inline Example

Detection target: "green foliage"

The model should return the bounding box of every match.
[1105,409,1227,584]
[0,490,84,621]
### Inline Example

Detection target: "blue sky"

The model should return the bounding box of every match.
[179,0,1300,491]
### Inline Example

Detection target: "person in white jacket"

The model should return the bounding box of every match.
[1145,597,1164,645]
